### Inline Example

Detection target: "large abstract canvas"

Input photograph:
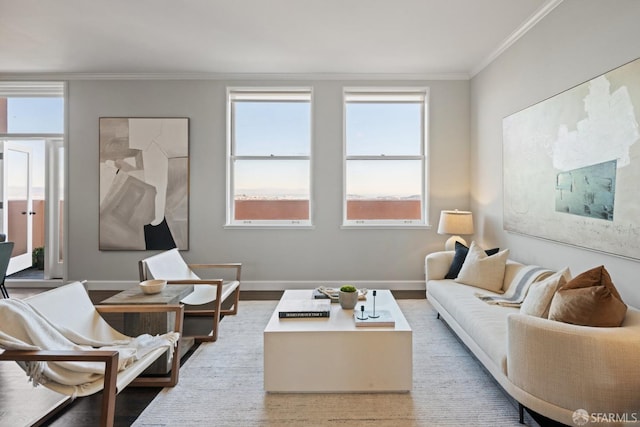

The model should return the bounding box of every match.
[503,58,640,259]
[100,118,189,250]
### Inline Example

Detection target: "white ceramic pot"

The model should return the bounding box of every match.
[339,290,358,309]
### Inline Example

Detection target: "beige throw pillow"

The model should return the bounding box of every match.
[521,267,571,318]
[455,241,509,292]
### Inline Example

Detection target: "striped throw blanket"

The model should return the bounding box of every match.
[476,265,552,307]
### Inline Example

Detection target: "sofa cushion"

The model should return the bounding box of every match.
[548,265,627,327]
[455,241,509,292]
[521,267,570,318]
[445,241,499,279]
[428,279,517,375]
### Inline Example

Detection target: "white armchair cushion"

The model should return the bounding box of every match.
[181,281,240,305]
[142,248,201,281]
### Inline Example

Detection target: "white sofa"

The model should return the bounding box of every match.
[425,251,640,426]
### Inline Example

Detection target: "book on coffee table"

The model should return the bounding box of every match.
[354,310,395,327]
[312,288,332,300]
[278,299,331,318]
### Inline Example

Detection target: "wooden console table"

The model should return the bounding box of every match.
[100,285,194,374]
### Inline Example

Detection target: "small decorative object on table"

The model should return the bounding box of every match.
[338,285,359,309]
[356,305,368,320]
[369,289,380,318]
[315,286,367,302]
[353,290,396,327]
[139,279,167,295]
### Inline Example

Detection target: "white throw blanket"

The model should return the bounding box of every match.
[475,265,552,307]
[0,298,179,394]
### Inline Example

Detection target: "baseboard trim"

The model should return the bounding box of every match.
[10,279,426,292]
[7,279,426,293]
[5,279,63,288]
[239,280,426,292]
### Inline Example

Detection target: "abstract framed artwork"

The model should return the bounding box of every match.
[503,57,640,260]
[99,117,189,250]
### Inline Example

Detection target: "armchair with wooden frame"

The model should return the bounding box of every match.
[138,248,241,342]
[0,281,184,427]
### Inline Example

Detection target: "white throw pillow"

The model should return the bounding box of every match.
[521,267,571,318]
[454,241,510,292]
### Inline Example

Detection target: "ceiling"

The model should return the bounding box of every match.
[0,0,559,78]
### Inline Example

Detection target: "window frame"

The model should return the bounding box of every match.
[342,87,430,228]
[226,87,314,228]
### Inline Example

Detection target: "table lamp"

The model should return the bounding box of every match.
[437,210,474,250]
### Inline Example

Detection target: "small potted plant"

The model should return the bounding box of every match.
[32,246,45,270]
[339,285,358,309]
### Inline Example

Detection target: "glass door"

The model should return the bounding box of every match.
[2,141,34,274]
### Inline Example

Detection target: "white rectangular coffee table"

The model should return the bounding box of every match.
[264,289,412,393]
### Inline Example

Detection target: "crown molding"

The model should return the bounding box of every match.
[0,71,470,82]
[470,0,564,78]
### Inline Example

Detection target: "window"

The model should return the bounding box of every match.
[343,88,428,226]
[227,88,312,226]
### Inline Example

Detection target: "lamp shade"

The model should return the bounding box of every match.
[437,210,474,235]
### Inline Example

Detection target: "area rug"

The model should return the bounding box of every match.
[133,300,536,426]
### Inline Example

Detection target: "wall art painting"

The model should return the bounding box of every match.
[99,118,189,250]
[503,57,640,259]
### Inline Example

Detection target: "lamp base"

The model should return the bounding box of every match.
[444,236,467,251]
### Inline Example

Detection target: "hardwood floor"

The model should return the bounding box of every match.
[46,384,160,426]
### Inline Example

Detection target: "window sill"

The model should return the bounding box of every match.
[341,224,433,230]
[224,224,315,230]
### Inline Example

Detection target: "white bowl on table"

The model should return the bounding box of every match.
[139,279,167,295]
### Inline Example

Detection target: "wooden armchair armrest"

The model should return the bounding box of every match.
[188,263,242,281]
[0,349,119,427]
[0,349,119,364]
[165,279,223,286]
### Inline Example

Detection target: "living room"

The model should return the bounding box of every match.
[1,0,640,426]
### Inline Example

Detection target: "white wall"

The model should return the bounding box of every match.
[67,78,469,288]
[470,0,640,308]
